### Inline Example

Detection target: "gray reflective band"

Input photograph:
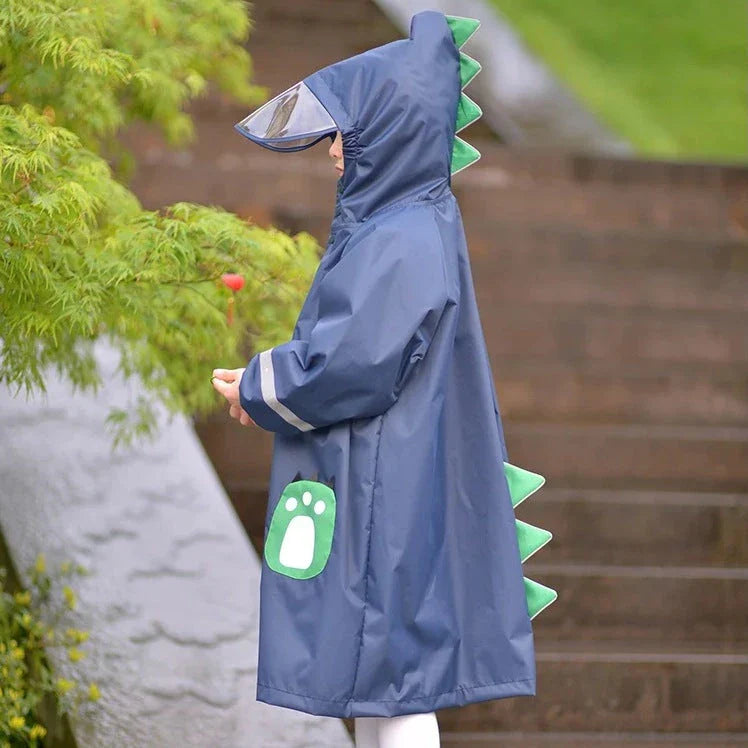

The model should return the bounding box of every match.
[258,349,315,432]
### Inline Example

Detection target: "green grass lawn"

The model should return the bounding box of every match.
[489,0,746,162]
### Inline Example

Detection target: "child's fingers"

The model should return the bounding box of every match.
[212,378,235,400]
[212,368,235,382]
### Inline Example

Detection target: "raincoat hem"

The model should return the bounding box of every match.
[256,676,537,718]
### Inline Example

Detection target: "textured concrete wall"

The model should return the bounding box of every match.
[0,341,351,748]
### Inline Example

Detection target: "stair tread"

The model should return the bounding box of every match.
[441,732,748,747]
[533,640,748,660]
[526,562,748,580]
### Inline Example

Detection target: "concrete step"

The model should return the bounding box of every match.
[456,174,738,236]
[505,422,748,493]
[195,416,748,504]
[440,731,748,747]
[479,304,747,367]
[453,178,732,236]
[494,359,748,426]
[231,487,747,570]
[473,262,748,313]
[436,642,748,733]
[527,563,747,643]
[256,206,748,276]
[126,124,747,243]
[478,145,748,194]
[214,474,748,645]
[517,488,747,568]
[465,220,748,273]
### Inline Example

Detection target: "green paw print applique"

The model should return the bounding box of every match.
[265,477,336,580]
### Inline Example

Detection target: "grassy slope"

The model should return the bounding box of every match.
[490,0,746,161]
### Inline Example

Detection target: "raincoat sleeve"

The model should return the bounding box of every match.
[238,226,450,435]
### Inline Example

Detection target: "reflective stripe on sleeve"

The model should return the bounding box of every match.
[258,349,315,432]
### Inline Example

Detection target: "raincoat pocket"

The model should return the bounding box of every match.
[264,478,337,580]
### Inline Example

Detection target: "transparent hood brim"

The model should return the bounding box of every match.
[234,81,338,152]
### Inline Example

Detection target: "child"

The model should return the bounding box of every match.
[212,11,555,747]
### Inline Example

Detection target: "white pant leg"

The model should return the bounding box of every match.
[354,717,380,748]
[377,712,440,748]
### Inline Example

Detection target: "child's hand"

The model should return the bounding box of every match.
[211,368,257,427]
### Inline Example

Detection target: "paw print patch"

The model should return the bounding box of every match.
[265,477,336,580]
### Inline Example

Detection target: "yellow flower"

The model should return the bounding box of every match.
[65,627,89,644]
[34,554,46,574]
[20,612,33,628]
[55,678,75,694]
[11,647,24,661]
[59,560,72,574]
[62,585,76,610]
[88,682,101,701]
[29,725,47,739]
[13,591,31,606]
[0,641,5,653]
[9,715,25,729]
[67,647,85,662]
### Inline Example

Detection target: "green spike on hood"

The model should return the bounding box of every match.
[447,16,482,176]
[516,519,553,563]
[504,462,546,509]
[524,577,558,620]
[446,15,481,48]
[459,52,482,89]
[451,137,481,175]
[455,93,482,133]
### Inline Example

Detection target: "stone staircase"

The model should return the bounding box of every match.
[123,0,748,745]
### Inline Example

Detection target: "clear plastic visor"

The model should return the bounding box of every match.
[234,81,337,151]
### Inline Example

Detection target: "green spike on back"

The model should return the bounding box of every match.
[451,137,480,175]
[447,16,483,176]
[516,519,553,563]
[524,577,558,620]
[459,53,482,89]
[446,15,481,48]
[503,461,557,619]
[456,93,482,133]
[504,462,546,509]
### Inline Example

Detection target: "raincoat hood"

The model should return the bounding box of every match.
[235,11,482,222]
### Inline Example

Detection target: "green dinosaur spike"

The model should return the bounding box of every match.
[504,462,546,508]
[455,93,482,133]
[524,577,558,619]
[459,52,482,89]
[446,15,481,48]
[516,520,553,563]
[450,137,480,175]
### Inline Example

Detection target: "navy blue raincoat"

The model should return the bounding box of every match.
[234,10,555,718]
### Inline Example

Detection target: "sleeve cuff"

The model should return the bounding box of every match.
[239,349,317,437]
